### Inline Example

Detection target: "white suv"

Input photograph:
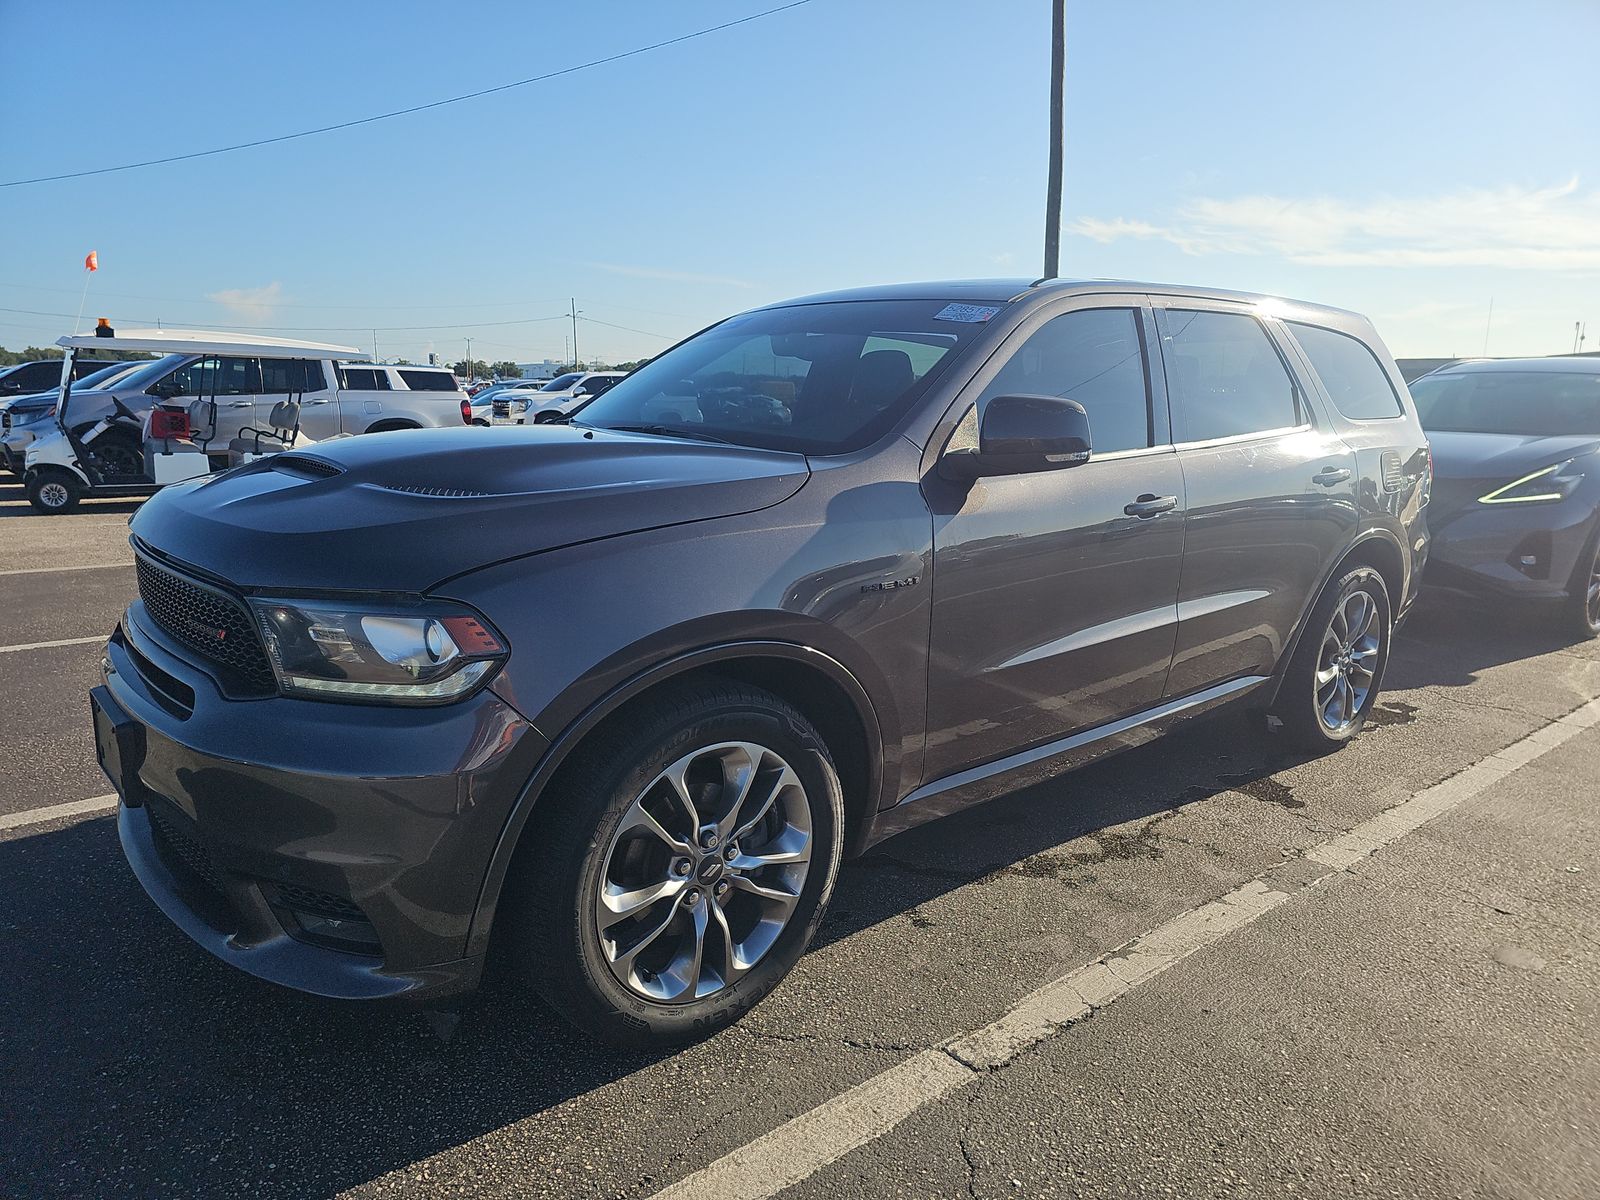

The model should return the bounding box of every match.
[494,371,626,424]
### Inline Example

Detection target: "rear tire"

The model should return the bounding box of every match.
[500,681,844,1048]
[1563,532,1600,641]
[25,468,82,514]
[1271,566,1392,751]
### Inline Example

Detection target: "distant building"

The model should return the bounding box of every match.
[515,359,564,382]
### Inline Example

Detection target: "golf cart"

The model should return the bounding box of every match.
[23,325,364,514]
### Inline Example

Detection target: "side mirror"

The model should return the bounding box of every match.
[941,394,1092,480]
[149,378,183,399]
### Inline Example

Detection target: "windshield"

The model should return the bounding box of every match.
[540,373,582,392]
[1411,371,1600,436]
[573,299,993,454]
[97,353,190,394]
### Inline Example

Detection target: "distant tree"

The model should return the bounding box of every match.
[490,360,521,379]
[452,358,492,379]
[0,345,153,366]
[394,358,413,366]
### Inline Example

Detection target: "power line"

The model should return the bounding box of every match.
[1,2,814,188]
[0,304,571,333]
[577,315,674,339]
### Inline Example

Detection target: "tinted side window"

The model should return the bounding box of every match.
[1163,310,1300,441]
[164,356,260,396]
[338,366,391,391]
[7,362,59,390]
[260,358,325,393]
[397,369,457,391]
[979,307,1152,453]
[1288,322,1402,420]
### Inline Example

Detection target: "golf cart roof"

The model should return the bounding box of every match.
[56,327,367,360]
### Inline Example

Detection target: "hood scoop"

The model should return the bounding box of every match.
[271,454,344,479]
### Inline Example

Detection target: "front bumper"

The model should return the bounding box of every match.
[1425,497,1598,602]
[97,607,547,1003]
[2,428,37,470]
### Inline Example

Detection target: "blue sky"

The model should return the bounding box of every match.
[2,0,1596,365]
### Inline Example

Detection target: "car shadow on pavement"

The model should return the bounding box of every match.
[1389,593,1594,690]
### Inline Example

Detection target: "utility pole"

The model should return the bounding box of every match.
[465,337,474,383]
[570,297,580,369]
[373,330,379,363]
[1042,0,1066,279]
[1482,297,1494,357]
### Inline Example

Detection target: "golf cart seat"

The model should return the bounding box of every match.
[187,398,219,448]
[228,399,302,464]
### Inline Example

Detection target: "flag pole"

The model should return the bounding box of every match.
[72,271,93,335]
[73,250,98,334]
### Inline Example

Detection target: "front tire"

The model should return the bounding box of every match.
[502,681,844,1047]
[1272,566,1392,750]
[25,468,82,514]
[1563,535,1600,641]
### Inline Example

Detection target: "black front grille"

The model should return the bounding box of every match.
[135,553,276,695]
[147,800,226,899]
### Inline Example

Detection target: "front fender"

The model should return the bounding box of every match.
[463,637,884,962]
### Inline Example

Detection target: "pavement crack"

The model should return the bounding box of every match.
[733,1022,918,1054]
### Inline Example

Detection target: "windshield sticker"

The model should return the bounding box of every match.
[934,303,1001,324]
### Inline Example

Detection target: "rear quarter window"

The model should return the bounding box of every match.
[397,370,459,392]
[1288,322,1403,421]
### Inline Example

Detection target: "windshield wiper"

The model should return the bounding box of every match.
[585,422,740,446]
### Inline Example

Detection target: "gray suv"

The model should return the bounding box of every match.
[90,280,1430,1045]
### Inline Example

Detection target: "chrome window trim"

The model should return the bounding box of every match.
[1171,423,1313,452]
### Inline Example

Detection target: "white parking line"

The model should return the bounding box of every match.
[0,635,104,654]
[0,794,117,833]
[649,695,1600,1200]
[0,561,132,577]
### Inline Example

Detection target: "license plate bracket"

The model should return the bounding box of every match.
[91,685,147,806]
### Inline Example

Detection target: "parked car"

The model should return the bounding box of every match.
[91,279,1429,1046]
[0,355,121,397]
[2,359,148,473]
[23,331,472,512]
[1412,356,1600,637]
[493,371,625,423]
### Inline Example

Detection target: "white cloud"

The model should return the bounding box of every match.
[207,282,284,321]
[1069,179,1600,270]
[588,262,754,289]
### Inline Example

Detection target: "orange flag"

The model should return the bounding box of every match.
[84,250,98,272]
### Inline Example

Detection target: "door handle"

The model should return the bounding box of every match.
[303,398,331,405]
[1313,467,1352,486]
[225,400,253,408]
[1124,493,1178,518]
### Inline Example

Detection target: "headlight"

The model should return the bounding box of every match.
[1477,459,1585,505]
[248,597,507,705]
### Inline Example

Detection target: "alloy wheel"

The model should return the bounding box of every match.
[595,741,812,1003]
[1586,548,1600,631]
[37,480,70,510]
[1315,588,1382,734]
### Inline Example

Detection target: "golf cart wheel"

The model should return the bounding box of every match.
[26,468,82,514]
[93,432,143,478]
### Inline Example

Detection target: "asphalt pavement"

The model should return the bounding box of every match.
[1,474,1596,1199]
